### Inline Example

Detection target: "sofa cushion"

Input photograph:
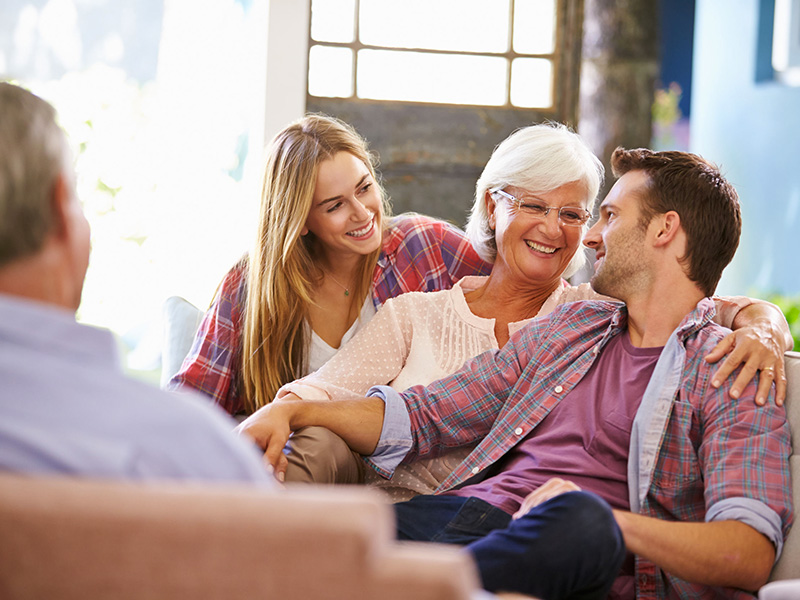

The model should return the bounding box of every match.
[769,351,800,581]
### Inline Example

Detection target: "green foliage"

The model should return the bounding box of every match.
[652,82,683,127]
[767,294,800,351]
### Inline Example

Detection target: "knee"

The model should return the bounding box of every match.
[546,491,625,567]
[284,426,364,485]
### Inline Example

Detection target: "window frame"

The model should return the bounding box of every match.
[307,0,577,112]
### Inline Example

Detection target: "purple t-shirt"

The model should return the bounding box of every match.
[445,331,662,515]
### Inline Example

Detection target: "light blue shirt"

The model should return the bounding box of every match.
[0,293,275,486]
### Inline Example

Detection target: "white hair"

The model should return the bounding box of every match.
[465,122,604,278]
[0,82,73,266]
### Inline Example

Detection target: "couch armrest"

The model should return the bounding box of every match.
[0,474,480,600]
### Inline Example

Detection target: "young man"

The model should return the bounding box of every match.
[239,148,792,599]
[0,82,274,486]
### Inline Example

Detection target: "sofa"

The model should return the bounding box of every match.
[1,352,797,599]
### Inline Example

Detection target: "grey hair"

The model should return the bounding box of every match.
[465,122,604,278]
[0,82,73,267]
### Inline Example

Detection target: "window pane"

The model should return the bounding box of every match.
[358,49,507,105]
[311,0,356,43]
[514,0,556,54]
[359,0,510,53]
[510,57,552,107]
[308,45,354,97]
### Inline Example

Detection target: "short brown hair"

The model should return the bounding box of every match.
[611,147,741,296]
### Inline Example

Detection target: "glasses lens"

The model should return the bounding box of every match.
[518,201,549,217]
[559,207,588,226]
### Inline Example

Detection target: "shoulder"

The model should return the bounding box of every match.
[381,288,453,312]
[218,256,249,297]
[383,213,453,249]
[549,297,623,321]
[552,281,606,305]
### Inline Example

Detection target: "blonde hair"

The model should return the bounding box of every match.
[465,122,604,278]
[242,114,388,413]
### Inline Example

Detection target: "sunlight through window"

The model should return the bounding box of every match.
[309,0,559,108]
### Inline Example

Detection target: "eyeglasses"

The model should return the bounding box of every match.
[490,188,591,227]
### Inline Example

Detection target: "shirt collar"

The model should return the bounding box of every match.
[0,293,120,369]
[673,297,717,342]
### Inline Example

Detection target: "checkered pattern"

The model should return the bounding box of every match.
[167,214,492,415]
[392,299,792,599]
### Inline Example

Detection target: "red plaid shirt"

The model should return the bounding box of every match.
[371,298,792,599]
[168,214,492,414]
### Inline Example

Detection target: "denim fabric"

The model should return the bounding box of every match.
[395,491,625,600]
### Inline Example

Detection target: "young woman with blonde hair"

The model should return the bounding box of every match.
[169,115,491,459]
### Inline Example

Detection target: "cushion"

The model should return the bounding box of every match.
[160,296,203,388]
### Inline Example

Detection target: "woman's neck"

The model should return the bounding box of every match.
[464,271,562,346]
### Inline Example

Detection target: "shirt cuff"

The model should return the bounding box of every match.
[362,385,413,478]
[706,496,785,560]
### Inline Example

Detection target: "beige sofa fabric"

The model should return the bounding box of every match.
[770,350,800,581]
[0,476,480,600]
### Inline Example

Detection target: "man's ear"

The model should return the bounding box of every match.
[652,211,681,247]
[50,172,73,240]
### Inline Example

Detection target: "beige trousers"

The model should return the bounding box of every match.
[284,426,366,485]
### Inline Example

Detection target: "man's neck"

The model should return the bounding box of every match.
[0,250,78,312]
[624,280,705,348]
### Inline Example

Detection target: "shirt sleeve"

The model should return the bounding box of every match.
[362,385,414,478]
[167,263,246,415]
[699,369,793,557]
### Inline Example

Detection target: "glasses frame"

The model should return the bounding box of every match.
[489,187,591,227]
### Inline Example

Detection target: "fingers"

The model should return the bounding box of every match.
[705,334,735,366]
[774,365,787,407]
[263,433,289,477]
[754,366,774,406]
[264,452,289,483]
[706,327,786,405]
[512,478,581,520]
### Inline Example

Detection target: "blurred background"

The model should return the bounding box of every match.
[1,0,798,380]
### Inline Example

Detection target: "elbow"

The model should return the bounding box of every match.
[735,545,776,593]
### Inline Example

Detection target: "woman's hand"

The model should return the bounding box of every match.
[705,320,787,406]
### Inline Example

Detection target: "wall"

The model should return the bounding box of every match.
[692,0,800,296]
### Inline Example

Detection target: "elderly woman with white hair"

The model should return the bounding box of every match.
[239,122,791,497]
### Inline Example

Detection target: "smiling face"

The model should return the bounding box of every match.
[584,170,652,300]
[487,180,590,288]
[302,151,383,262]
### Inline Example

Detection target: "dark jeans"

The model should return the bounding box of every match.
[394,491,625,600]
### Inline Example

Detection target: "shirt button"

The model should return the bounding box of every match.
[471,466,480,474]
[554,385,564,393]
[514,427,524,436]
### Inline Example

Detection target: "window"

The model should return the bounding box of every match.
[308,0,560,109]
[2,0,268,380]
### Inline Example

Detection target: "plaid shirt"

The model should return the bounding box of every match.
[167,214,492,414]
[371,298,792,599]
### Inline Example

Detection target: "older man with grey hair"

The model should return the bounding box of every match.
[0,81,274,485]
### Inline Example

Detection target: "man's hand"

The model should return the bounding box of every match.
[235,402,297,481]
[705,320,787,406]
[512,478,581,520]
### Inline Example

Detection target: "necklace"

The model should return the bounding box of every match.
[327,273,351,297]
